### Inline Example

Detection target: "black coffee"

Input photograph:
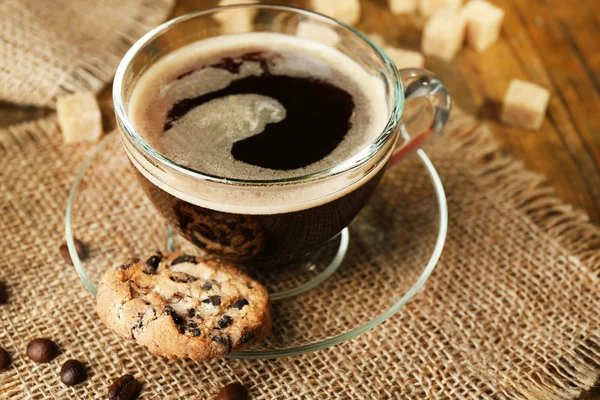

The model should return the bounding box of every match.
[164,53,355,171]
[128,33,390,265]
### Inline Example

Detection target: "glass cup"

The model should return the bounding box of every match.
[113,4,451,267]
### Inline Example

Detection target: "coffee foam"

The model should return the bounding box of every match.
[126,33,393,214]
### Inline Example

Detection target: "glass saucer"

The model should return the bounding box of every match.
[65,133,447,359]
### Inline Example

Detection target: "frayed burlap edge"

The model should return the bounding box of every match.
[54,0,175,106]
[442,115,600,400]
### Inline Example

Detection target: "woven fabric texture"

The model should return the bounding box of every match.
[0,112,598,399]
[0,0,174,108]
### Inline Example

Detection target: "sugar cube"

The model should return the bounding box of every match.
[385,46,425,69]
[214,0,259,34]
[388,0,419,14]
[501,79,550,130]
[419,0,463,17]
[57,92,102,144]
[297,20,341,47]
[309,0,361,26]
[421,8,467,61]
[461,0,505,52]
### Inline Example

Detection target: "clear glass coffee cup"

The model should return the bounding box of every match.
[113,4,451,267]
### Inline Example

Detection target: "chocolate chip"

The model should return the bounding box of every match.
[189,327,201,337]
[202,281,214,291]
[211,335,230,349]
[203,295,221,306]
[238,332,254,345]
[163,306,185,331]
[119,258,140,270]
[218,315,233,329]
[108,374,141,400]
[60,359,87,387]
[0,281,7,305]
[0,348,11,370]
[169,292,184,303]
[59,238,87,265]
[231,299,249,310]
[169,272,198,283]
[215,382,248,400]
[171,254,198,266]
[26,338,59,363]
[187,309,196,318]
[143,253,162,274]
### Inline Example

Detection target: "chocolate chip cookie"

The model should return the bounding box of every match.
[96,252,271,360]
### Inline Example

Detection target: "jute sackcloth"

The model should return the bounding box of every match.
[0,0,599,397]
[0,109,598,399]
[0,0,174,108]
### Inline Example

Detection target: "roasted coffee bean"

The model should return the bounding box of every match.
[0,281,7,305]
[0,348,11,370]
[215,382,248,400]
[231,299,249,310]
[60,359,87,386]
[108,374,141,400]
[218,315,233,329]
[203,295,221,306]
[171,254,197,266]
[26,338,59,363]
[59,238,87,265]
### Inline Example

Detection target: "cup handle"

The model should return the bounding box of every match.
[388,68,451,167]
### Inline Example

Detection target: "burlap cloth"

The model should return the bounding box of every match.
[0,1,599,399]
[0,0,174,108]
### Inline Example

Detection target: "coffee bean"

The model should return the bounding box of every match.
[108,374,141,400]
[26,338,59,363]
[59,238,87,265]
[60,359,87,386]
[0,348,11,370]
[215,382,248,400]
[0,281,7,305]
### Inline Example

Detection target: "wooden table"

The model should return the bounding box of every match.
[0,0,598,396]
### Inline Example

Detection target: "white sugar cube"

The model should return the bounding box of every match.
[388,0,419,14]
[385,46,425,69]
[419,0,463,17]
[501,79,550,130]
[309,0,361,25]
[421,8,467,61]
[57,92,102,144]
[297,21,341,47]
[214,0,259,34]
[461,0,505,52]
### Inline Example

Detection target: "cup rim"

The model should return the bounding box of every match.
[113,4,404,187]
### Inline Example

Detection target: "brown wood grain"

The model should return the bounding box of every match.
[0,0,598,396]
